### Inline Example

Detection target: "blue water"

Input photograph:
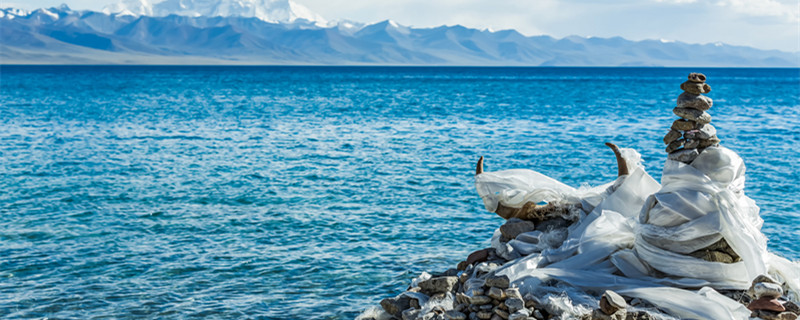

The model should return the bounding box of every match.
[0,66,798,319]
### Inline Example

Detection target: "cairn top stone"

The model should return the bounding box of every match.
[688,72,706,83]
[681,81,712,95]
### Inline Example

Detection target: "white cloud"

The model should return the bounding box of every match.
[716,0,799,22]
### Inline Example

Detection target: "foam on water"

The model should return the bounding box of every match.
[0,66,798,319]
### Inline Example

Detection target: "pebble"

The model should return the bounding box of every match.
[445,310,467,320]
[500,219,537,240]
[680,81,711,94]
[671,119,697,131]
[666,139,685,153]
[668,148,699,163]
[485,275,511,289]
[673,107,712,124]
[754,282,784,299]
[505,288,523,300]
[494,307,510,319]
[599,290,627,315]
[477,311,494,320]
[677,92,713,110]
[505,298,525,313]
[663,129,682,145]
[748,297,787,312]
[508,309,531,320]
[419,276,458,294]
[471,295,493,305]
[488,287,507,300]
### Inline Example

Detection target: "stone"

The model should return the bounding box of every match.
[480,304,494,310]
[673,107,712,124]
[505,288,523,300]
[488,287,507,300]
[671,119,697,131]
[668,148,699,163]
[666,139,685,153]
[500,219,537,240]
[485,275,511,289]
[687,72,707,83]
[471,295,493,305]
[445,310,468,320]
[625,311,657,320]
[663,129,682,145]
[457,293,471,305]
[591,309,626,320]
[677,92,713,111]
[748,297,786,312]
[508,309,531,320]
[470,312,480,320]
[490,314,503,320]
[403,308,421,320]
[458,261,469,271]
[685,123,716,140]
[754,282,784,299]
[455,303,469,312]
[684,139,700,149]
[411,298,422,309]
[698,135,721,148]
[533,310,544,320]
[752,310,799,320]
[505,298,525,313]
[494,307,510,319]
[778,312,799,320]
[784,301,800,314]
[600,290,627,315]
[681,81,711,94]
[467,249,492,266]
[690,250,734,263]
[469,288,485,297]
[477,311,494,320]
[420,276,458,294]
[381,295,412,318]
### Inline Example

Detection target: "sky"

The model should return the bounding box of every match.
[5,0,799,52]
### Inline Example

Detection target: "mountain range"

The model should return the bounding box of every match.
[1,0,797,66]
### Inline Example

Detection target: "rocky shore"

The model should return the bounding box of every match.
[359,73,800,320]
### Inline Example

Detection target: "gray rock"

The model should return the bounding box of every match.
[505,288,523,300]
[419,276,458,294]
[666,139,684,153]
[684,124,716,140]
[684,139,700,149]
[673,107,712,124]
[457,293,471,305]
[677,92,713,110]
[668,148,699,163]
[490,314,503,320]
[470,312,480,320]
[687,72,707,83]
[485,275,511,289]
[488,287,506,300]
[681,81,711,94]
[477,311,494,320]
[508,309,531,320]
[663,129,682,145]
[754,282,784,299]
[382,295,412,318]
[500,219,537,240]
[471,295,493,305]
[403,308,421,320]
[455,303,469,312]
[671,119,697,131]
[494,307,510,319]
[600,290,627,315]
[505,298,525,313]
[591,309,625,320]
[698,135,721,148]
[480,304,494,310]
[445,310,468,320]
[533,310,544,320]
[784,301,800,314]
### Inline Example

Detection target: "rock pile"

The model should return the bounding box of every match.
[663,72,721,163]
[747,275,800,320]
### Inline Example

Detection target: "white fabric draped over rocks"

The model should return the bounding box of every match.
[474,146,800,319]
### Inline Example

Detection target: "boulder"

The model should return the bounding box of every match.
[419,276,458,294]
[500,219,537,240]
[485,275,511,289]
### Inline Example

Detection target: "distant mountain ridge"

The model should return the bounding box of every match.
[1,3,797,66]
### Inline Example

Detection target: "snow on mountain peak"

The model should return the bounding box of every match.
[102,0,327,25]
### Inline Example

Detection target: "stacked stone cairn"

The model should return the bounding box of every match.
[746,275,800,320]
[663,72,721,163]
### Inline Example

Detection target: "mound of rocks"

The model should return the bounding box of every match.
[663,73,721,163]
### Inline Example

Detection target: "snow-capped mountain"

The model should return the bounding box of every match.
[102,0,327,25]
[0,4,797,66]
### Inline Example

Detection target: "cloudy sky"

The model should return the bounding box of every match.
[7,0,799,52]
